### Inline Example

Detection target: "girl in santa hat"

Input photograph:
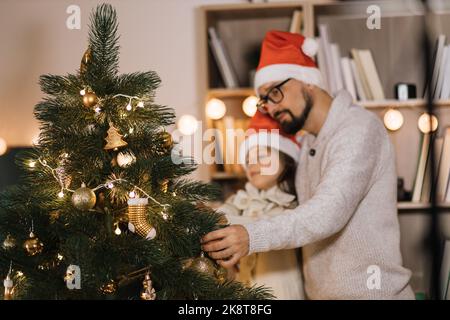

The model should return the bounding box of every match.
[217,110,304,300]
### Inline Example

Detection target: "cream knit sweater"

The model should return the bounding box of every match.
[243,90,415,300]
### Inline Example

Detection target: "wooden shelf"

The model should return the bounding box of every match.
[398,202,450,210]
[207,88,254,99]
[360,99,450,109]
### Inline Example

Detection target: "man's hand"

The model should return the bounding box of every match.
[201,225,250,268]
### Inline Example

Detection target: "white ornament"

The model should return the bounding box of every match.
[302,37,318,57]
[117,151,136,168]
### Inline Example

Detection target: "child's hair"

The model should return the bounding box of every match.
[277,151,297,196]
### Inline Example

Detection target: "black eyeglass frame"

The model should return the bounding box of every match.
[256,78,292,114]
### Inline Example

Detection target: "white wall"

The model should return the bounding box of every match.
[0,0,245,180]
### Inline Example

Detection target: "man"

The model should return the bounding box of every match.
[202,30,414,299]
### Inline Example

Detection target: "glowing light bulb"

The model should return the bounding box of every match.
[242,96,258,117]
[383,109,404,131]
[107,182,114,189]
[418,113,438,134]
[0,137,7,156]
[80,89,86,96]
[178,115,198,135]
[129,127,134,134]
[28,161,36,168]
[58,191,65,198]
[129,191,136,198]
[94,107,101,113]
[137,101,144,108]
[126,103,132,111]
[57,254,64,260]
[162,211,169,220]
[206,98,226,120]
[114,225,122,235]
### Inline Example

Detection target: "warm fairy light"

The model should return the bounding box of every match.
[206,98,226,120]
[129,128,134,134]
[129,191,136,198]
[162,211,169,220]
[0,137,7,156]
[242,96,258,117]
[383,108,404,131]
[57,254,64,260]
[137,101,144,108]
[418,113,438,133]
[28,161,36,168]
[178,115,198,135]
[126,103,132,111]
[95,107,101,113]
[114,225,122,235]
[58,191,65,198]
[80,89,86,96]
[107,182,114,189]
[16,271,23,277]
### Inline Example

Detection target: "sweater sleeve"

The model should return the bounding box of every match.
[244,121,384,254]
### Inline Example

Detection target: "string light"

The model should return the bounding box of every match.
[206,98,226,120]
[58,191,65,198]
[242,96,258,117]
[126,103,132,111]
[106,182,114,189]
[114,224,122,235]
[129,191,136,198]
[94,107,101,113]
[137,101,144,108]
[80,89,86,96]
[383,108,404,131]
[129,128,134,134]
[0,137,7,156]
[178,115,198,135]
[28,161,36,168]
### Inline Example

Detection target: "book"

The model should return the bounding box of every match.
[437,128,450,201]
[435,46,448,99]
[341,57,357,100]
[440,45,450,100]
[412,133,431,202]
[330,44,344,92]
[318,24,336,94]
[350,59,367,101]
[316,36,330,92]
[289,10,302,34]
[208,27,239,88]
[351,49,373,100]
[358,49,385,100]
[441,240,450,299]
[424,34,446,98]
[420,137,442,203]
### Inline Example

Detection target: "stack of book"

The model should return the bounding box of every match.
[424,34,450,100]
[317,24,385,101]
[412,128,450,203]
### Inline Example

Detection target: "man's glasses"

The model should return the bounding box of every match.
[256,78,292,114]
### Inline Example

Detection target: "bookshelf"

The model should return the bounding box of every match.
[199,0,450,297]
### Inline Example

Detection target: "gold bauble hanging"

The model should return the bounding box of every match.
[127,198,156,240]
[140,272,156,300]
[189,252,216,277]
[104,123,128,150]
[160,179,169,193]
[99,280,117,295]
[2,234,16,250]
[71,183,96,211]
[82,92,98,108]
[80,48,92,74]
[215,265,228,284]
[23,232,44,256]
[157,131,173,154]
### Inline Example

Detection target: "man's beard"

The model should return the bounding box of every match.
[274,90,313,135]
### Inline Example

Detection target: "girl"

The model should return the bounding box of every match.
[218,111,304,300]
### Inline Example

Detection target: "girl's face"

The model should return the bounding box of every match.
[245,146,284,190]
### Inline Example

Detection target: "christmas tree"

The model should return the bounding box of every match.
[0,4,271,300]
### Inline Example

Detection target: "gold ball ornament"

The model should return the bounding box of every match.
[189,253,216,277]
[215,265,228,284]
[23,232,44,256]
[99,280,118,295]
[82,92,98,108]
[2,234,16,250]
[157,131,173,154]
[71,183,97,210]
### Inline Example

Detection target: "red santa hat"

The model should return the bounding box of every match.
[239,110,301,166]
[254,30,324,92]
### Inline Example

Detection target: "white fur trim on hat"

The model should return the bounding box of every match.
[238,131,300,167]
[254,63,324,92]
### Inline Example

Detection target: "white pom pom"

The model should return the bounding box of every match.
[302,37,318,57]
